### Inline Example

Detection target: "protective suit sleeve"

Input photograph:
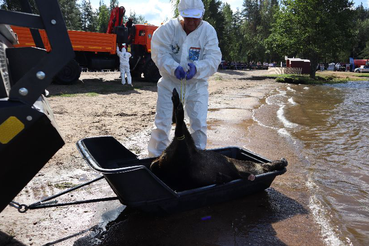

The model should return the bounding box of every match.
[193,24,222,81]
[151,22,180,78]
[116,47,121,56]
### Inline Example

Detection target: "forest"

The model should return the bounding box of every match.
[2,0,369,77]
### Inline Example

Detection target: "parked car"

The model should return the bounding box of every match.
[354,65,369,73]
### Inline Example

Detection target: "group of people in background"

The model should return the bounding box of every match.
[219,61,277,70]
[318,63,350,72]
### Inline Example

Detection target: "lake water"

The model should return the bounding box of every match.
[253,81,369,245]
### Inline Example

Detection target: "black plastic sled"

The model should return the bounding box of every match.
[77,136,287,215]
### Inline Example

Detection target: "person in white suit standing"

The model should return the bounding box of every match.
[148,0,222,157]
[116,44,132,86]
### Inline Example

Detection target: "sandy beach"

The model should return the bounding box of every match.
[0,69,324,245]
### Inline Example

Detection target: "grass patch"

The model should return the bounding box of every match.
[49,82,138,97]
[55,92,99,97]
[58,93,76,97]
[356,73,369,77]
[271,72,368,84]
[86,92,99,96]
[54,182,76,189]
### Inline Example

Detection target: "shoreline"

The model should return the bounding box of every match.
[0,70,324,245]
[207,72,325,245]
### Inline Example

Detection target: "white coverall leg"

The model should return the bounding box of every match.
[148,81,174,155]
[185,82,208,149]
[120,65,127,85]
[125,65,132,85]
[148,80,208,157]
[121,65,132,85]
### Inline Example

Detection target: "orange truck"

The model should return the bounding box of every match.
[11,6,160,84]
[353,59,369,68]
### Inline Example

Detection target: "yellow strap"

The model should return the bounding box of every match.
[176,135,185,141]
[180,79,186,104]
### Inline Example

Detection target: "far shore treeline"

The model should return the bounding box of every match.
[2,0,369,78]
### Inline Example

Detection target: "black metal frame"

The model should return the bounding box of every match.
[0,0,75,213]
[0,0,74,105]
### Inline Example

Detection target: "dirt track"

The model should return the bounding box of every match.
[0,70,324,245]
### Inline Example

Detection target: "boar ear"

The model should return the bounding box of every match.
[150,159,165,175]
[172,88,181,111]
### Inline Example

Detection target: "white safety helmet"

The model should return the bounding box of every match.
[178,0,205,19]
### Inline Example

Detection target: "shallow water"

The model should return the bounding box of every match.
[252,81,369,245]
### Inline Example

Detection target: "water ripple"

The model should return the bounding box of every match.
[262,82,369,245]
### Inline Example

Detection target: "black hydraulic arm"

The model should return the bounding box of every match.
[19,0,45,49]
[0,0,75,213]
[0,0,74,106]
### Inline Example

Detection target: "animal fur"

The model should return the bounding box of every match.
[150,88,287,191]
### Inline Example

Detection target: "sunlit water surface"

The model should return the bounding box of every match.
[253,81,369,245]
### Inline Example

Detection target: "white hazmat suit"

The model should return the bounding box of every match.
[116,46,132,86]
[148,13,222,157]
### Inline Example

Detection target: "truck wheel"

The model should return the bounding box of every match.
[54,59,81,85]
[143,60,161,83]
[131,71,142,79]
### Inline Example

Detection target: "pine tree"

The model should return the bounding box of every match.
[110,0,119,11]
[81,0,96,31]
[126,12,148,24]
[221,3,233,61]
[97,2,110,33]
[352,5,369,59]
[203,0,225,58]
[0,0,22,10]
[59,0,82,30]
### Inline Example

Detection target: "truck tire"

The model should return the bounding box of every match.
[54,59,81,85]
[143,60,161,83]
[131,71,142,79]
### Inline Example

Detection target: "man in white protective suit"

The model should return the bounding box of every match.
[116,44,132,86]
[148,0,222,157]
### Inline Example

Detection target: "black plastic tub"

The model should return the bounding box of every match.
[77,136,287,215]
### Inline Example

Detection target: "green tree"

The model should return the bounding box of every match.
[203,0,225,57]
[267,0,355,78]
[81,0,97,31]
[97,1,110,33]
[59,0,81,30]
[0,0,37,12]
[171,0,180,18]
[231,10,245,62]
[221,3,234,61]
[0,0,22,10]
[259,0,279,62]
[220,4,245,62]
[110,0,119,10]
[240,0,278,63]
[361,40,369,58]
[126,12,148,24]
[352,5,369,59]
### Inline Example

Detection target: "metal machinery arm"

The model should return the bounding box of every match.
[0,0,75,212]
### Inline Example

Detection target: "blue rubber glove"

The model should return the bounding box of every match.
[174,66,186,80]
[186,63,197,80]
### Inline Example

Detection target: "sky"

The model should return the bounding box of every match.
[85,0,369,26]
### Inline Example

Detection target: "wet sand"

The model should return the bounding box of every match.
[0,70,324,245]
